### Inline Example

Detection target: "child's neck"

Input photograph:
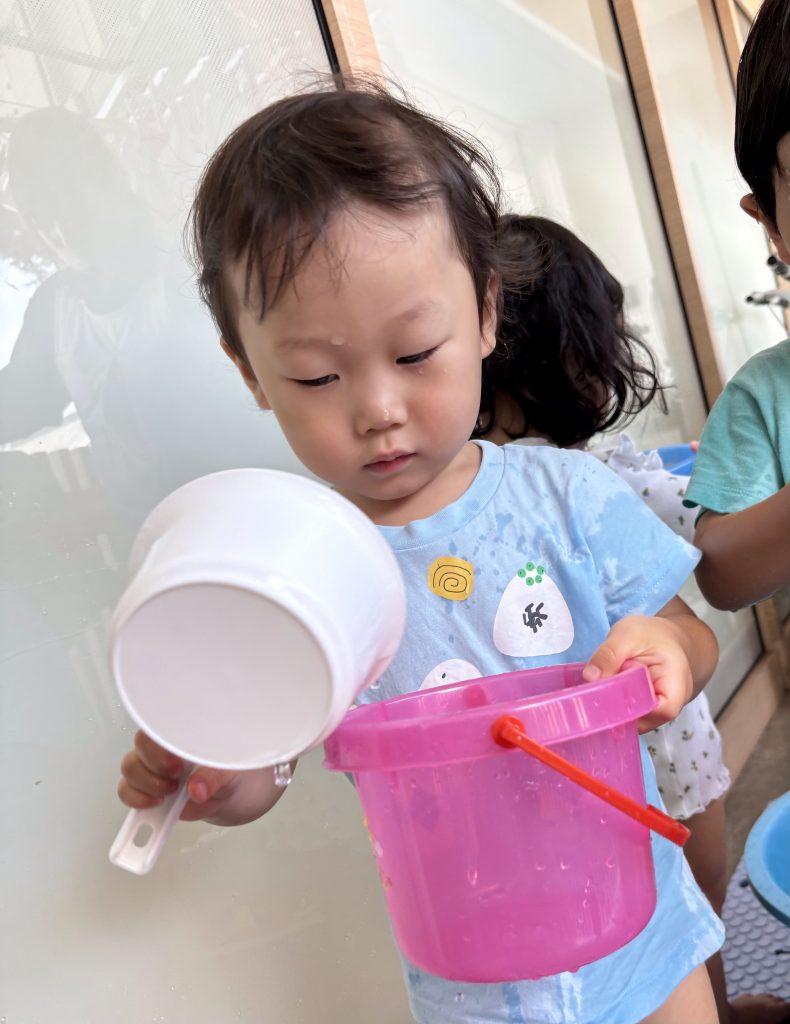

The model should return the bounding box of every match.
[339,441,483,527]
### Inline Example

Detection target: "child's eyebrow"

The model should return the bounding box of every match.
[393,298,445,325]
[276,300,447,351]
[275,335,336,351]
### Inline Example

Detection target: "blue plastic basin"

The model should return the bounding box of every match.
[656,444,697,477]
[745,791,790,927]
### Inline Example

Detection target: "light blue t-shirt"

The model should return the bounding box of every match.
[685,339,790,514]
[362,441,723,1024]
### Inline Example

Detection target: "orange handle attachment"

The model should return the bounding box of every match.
[492,715,690,847]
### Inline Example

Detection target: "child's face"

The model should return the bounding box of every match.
[226,204,496,519]
[741,133,790,263]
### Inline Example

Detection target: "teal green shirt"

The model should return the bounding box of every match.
[685,339,790,513]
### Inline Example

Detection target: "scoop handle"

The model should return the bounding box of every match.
[492,715,689,847]
[109,765,194,875]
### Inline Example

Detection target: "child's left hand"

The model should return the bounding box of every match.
[582,597,717,733]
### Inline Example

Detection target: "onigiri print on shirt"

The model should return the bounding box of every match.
[493,560,575,656]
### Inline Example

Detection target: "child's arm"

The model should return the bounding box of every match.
[683,346,789,610]
[583,596,718,733]
[118,731,295,827]
[693,485,790,610]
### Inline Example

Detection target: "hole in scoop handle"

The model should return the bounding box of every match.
[492,716,689,847]
[109,765,195,875]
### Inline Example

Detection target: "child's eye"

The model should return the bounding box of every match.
[398,346,438,366]
[293,374,338,388]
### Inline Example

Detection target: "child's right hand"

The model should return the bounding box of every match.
[118,731,293,826]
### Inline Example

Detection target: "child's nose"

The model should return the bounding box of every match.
[353,386,406,434]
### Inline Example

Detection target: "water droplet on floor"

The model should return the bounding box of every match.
[455,992,465,1003]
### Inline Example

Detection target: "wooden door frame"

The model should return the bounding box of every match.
[319,0,381,75]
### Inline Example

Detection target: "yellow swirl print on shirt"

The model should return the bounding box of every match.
[428,556,474,601]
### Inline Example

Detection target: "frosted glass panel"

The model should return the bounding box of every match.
[636,0,787,381]
[0,3,408,1021]
[365,0,762,712]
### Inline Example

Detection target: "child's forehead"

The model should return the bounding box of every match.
[229,201,461,321]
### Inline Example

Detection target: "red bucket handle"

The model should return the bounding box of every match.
[492,715,689,847]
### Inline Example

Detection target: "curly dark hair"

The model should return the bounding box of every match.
[475,215,665,448]
[188,78,534,364]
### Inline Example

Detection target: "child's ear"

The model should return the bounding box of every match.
[220,336,271,411]
[480,274,499,359]
[740,193,790,264]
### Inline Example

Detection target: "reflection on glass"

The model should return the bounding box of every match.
[1,4,410,1023]
[2,108,275,534]
[636,0,787,380]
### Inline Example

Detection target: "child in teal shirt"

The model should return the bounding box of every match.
[685,0,790,611]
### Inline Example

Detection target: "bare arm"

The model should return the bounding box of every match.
[693,485,790,611]
[654,595,719,699]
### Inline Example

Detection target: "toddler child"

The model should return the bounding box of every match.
[118,83,723,1024]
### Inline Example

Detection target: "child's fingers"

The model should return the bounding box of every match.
[637,699,671,734]
[638,659,692,732]
[582,618,644,681]
[177,768,241,822]
[186,767,236,805]
[133,730,184,779]
[119,748,180,799]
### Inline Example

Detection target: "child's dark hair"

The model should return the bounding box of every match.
[189,79,525,363]
[735,0,790,225]
[476,215,664,448]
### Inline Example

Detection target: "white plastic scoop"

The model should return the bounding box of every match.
[108,468,405,874]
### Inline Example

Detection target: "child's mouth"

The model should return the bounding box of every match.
[365,452,414,475]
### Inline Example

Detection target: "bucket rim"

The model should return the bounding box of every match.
[324,662,656,772]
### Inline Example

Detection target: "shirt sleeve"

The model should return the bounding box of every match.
[684,375,784,515]
[568,452,700,625]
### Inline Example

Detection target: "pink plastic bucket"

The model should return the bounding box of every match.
[323,663,659,982]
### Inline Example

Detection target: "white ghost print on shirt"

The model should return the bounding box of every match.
[419,659,483,690]
[493,561,574,657]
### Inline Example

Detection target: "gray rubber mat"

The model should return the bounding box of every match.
[722,858,790,1000]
